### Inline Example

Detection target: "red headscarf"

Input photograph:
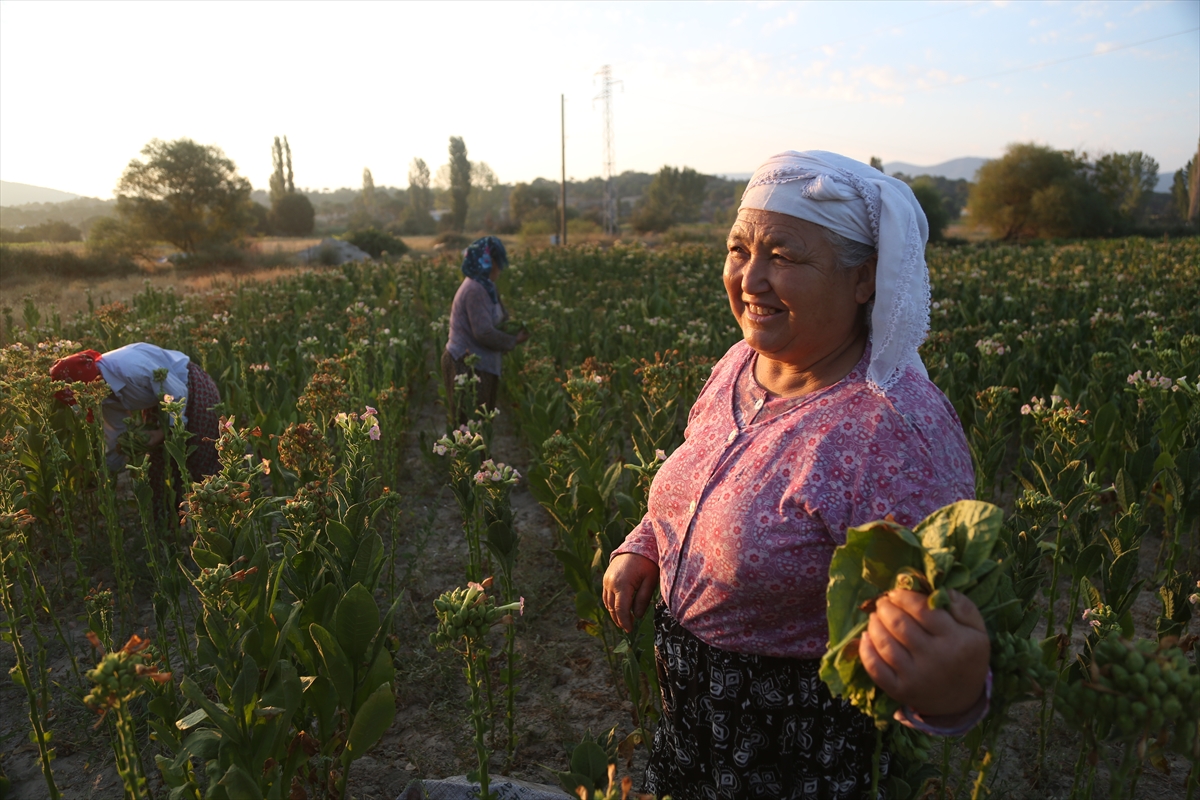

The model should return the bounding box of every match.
[50,349,104,406]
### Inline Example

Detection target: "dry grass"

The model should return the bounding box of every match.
[0,262,316,321]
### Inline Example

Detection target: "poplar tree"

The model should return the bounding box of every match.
[449,136,471,232]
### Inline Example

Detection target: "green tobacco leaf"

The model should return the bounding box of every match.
[827,523,886,648]
[570,740,611,784]
[915,500,1004,571]
[176,708,208,731]
[190,548,222,570]
[1072,544,1104,581]
[324,520,355,561]
[1092,402,1118,442]
[345,682,395,758]
[1078,576,1103,610]
[348,532,384,589]
[1114,468,1136,513]
[181,676,241,744]
[860,524,923,591]
[555,772,595,795]
[966,565,1004,612]
[304,675,339,737]
[335,583,381,665]
[355,648,396,713]
[181,728,221,761]
[217,763,264,800]
[231,654,258,726]
[923,547,956,587]
[309,623,354,708]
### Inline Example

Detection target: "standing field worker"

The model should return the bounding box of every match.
[50,342,222,485]
[442,235,529,425]
[603,151,990,798]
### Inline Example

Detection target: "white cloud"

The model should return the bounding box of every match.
[1071,2,1109,20]
[761,9,798,35]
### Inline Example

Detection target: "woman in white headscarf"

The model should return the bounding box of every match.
[603,152,989,798]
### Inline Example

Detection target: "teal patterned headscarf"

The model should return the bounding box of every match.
[461,236,508,303]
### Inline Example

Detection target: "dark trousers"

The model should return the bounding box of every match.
[646,603,887,800]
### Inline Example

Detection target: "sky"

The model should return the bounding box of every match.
[0,0,1197,199]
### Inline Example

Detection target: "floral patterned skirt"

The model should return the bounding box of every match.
[148,362,221,491]
[645,603,887,800]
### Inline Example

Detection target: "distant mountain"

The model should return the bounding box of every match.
[1,181,81,207]
[884,157,989,182]
[1156,172,1177,193]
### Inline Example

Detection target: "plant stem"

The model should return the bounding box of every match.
[466,643,492,800]
[870,725,883,800]
[0,551,61,800]
[941,737,954,800]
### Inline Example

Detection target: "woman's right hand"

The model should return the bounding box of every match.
[602,553,659,633]
[515,329,530,344]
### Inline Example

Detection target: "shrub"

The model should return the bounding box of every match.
[909,178,949,242]
[86,217,149,261]
[969,143,1112,240]
[0,220,83,243]
[567,218,601,236]
[432,231,471,252]
[269,193,316,237]
[344,228,409,259]
[168,242,249,269]
[0,244,137,283]
[630,166,708,233]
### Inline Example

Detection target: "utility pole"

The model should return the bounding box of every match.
[561,93,567,246]
[594,65,622,236]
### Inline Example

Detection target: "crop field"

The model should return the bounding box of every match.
[0,236,1198,800]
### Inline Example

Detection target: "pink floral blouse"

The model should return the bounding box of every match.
[613,340,975,660]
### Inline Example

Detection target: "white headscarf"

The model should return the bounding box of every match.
[738,150,931,395]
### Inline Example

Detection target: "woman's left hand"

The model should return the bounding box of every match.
[860,588,990,718]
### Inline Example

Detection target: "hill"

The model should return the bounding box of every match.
[1,181,81,207]
[884,157,988,182]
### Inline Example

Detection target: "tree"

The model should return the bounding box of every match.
[361,168,376,215]
[267,136,312,236]
[968,143,1109,240]
[85,216,148,260]
[116,138,253,253]
[1093,151,1158,227]
[268,193,315,236]
[909,177,949,242]
[269,136,295,205]
[509,182,558,227]
[1189,138,1200,223]
[472,162,498,191]
[0,220,82,243]
[1171,160,1191,222]
[630,166,708,233]
[348,168,378,230]
[449,136,471,232]
[869,156,885,172]
[404,158,435,235]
